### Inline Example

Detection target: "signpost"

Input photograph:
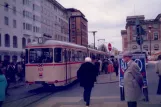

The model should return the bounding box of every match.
[119,54,149,101]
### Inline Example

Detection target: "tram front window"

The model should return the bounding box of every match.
[29,48,53,63]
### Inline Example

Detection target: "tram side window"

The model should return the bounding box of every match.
[68,50,71,62]
[25,49,28,63]
[72,50,75,61]
[29,48,53,63]
[54,48,62,63]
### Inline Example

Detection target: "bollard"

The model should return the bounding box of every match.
[120,87,125,101]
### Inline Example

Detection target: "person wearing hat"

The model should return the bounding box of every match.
[155,55,161,95]
[123,52,143,107]
[77,57,97,107]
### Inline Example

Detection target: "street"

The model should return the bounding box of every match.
[2,62,161,107]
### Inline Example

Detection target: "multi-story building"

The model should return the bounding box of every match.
[66,8,88,47]
[121,14,161,54]
[41,0,69,41]
[0,0,41,62]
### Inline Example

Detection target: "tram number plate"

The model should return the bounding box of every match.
[38,68,43,71]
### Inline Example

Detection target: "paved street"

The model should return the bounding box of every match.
[2,62,161,107]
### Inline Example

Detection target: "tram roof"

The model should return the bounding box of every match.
[26,40,108,54]
[26,40,87,49]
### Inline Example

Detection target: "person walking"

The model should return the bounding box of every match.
[0,69,7,107]
[98,58,102,74]
[114,59,119,76]
[123,52,143,107]
[155,55,161,95]
[77,57,97,107]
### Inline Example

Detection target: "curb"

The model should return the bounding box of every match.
[9,83,25,89]
[95,80,119,84]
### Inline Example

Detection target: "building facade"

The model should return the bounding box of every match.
[0,0,41,62]
[121,30,128,51]
[67,8,88,47]
[41,0,69,41]
[121,14,161,54]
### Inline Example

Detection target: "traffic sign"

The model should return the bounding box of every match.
[136,36,143,45]
[108,43,112,51]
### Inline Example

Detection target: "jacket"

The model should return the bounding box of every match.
[0,74,7,101]
[124,60,142,101]
[155,60,161,75]
[77,62,97,88]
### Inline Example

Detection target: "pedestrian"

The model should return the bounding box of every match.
[77,57,97,107]
[102,59,108,74]
[98,58,102,74]
[0,69,7,107]
[113,59,119,76]
[107,60,114,74]
[123,52,143,107]
[94,58,100,76]
[155,55,161,95]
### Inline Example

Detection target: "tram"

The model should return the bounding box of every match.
[25,39,108,87]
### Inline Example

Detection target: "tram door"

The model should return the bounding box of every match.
[64,49,72,84]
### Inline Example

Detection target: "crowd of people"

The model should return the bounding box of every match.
[0,60,25,107]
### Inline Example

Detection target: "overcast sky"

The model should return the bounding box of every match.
[59,0,161,50]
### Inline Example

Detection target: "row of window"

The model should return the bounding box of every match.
[26,48,106,64]
[23,0,41,12]
[132,44,160,51]
[23,23,40,33]
[4,16,17,28]
[0,34,30,48]
[0,55,18,62]
[132,32,159,41]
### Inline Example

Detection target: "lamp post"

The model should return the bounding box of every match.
[89,31,97,49]
[148,25,152,56]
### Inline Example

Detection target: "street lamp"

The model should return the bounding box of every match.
[89,31,97,49]
[148,25,152,56]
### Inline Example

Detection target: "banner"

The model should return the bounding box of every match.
[119,54,147,87]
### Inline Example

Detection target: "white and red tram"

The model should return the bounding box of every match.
[25,40,108,87]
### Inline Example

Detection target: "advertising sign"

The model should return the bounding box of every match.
[119,54,147,87]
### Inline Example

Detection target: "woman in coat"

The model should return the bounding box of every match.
[0,69,7,107]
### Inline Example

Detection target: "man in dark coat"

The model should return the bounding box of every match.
[155,55,161,95]
[77,57,97,107]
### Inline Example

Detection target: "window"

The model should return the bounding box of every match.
[4,3,9,11]
[23,0,31,6]
[22,37,26,48]
[13,6,16,15]
[154,44,159,50]
[132,45,137,50]
[154,32,159,40]
[23,10,32,19]
[23,23,25,29]
[29,48,53,63]
[54,48,62,63]
[13,36,17,48]
[5,34,10,47]
[13,20,16,28]
[33,4,40,12]
[153,24,159,29]
[4,16,9,25]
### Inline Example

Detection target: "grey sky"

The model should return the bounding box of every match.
[59,0,161,50]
